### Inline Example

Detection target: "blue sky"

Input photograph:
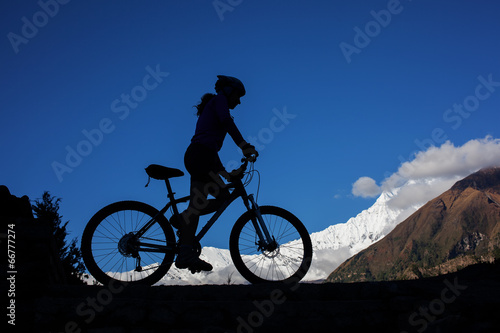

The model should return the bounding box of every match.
[1,0,500,250]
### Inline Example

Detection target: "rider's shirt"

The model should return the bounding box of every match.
[191,93,245,152]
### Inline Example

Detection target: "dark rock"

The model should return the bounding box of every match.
[1,186,67,309]
[0,185,33,219]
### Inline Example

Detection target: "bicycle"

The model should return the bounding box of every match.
[81,157,313,285]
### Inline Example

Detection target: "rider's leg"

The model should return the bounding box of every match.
[176,180,212,271]
[179,174,229,229]
[198,174,230,215]
[178,144,227,271]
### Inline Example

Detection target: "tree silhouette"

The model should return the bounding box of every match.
[32,191,85,284]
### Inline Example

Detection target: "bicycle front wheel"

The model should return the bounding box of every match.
[229,206,313,284]
[81,201,176,286]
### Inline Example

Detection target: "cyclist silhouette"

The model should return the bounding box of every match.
[175,75,258,272]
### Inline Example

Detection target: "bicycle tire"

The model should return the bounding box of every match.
[229,206,313,284]
[81,201,176,286]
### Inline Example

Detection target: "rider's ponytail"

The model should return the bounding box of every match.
[195,93,216,117]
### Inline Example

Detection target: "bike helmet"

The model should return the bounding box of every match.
[215,75,246,97]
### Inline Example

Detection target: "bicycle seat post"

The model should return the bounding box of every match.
[165,179,181,217]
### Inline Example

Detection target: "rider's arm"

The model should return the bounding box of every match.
[214,94,246,147]
[213,95,258,157]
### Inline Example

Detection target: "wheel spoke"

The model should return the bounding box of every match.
[230,206,312,284]
[82,201,176,286]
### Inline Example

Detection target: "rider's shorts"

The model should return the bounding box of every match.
[184,143,223,183]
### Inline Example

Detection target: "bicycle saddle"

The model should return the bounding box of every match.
[145,164,184,180]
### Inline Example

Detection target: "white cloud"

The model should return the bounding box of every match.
[352,136,500,209]
[352,176,382,198]
[396,136,500,180]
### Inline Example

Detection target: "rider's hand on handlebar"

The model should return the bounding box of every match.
[220,166,245,182]
[241,142,259,161]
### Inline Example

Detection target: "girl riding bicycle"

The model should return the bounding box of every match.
[176,75,258,273]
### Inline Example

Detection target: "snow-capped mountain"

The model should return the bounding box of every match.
[303,189,422,281]
[311,191,402,252]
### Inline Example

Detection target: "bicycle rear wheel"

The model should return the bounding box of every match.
[81,201,176,286]
[229,206,313,284]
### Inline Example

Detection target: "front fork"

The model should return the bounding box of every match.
[246,195,275,250]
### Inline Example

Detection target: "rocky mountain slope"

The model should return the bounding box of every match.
[327,167,500,283]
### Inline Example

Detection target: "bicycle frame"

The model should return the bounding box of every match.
[134,166,274,254]
[194,178,272,244]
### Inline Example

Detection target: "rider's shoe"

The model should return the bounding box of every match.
[175,245,213,273]
[187,258,213,274]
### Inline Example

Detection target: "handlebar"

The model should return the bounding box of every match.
[241,154,258,169]
[243,154,258,163]
[240,155,257,168]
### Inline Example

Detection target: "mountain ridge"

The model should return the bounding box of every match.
[327,167,500,283]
